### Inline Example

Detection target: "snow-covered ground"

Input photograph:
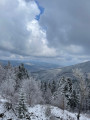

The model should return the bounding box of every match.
[0,96,90,120]
[28,105,90,120]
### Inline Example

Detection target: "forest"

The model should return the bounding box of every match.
[0,62,90,120]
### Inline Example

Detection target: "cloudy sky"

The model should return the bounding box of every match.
[0,0,90,65]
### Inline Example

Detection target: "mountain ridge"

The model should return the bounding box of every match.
[32,61,90,81]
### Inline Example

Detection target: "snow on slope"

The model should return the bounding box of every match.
[0,98,90,120]
[28,105,90,120]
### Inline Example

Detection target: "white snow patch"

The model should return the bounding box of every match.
[0,101,89,120]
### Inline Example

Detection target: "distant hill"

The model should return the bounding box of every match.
[1,60,90,81]
[0,60,61,72]
[32,61,90,81]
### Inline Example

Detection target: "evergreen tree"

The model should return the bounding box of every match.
[48,82,51,89]
[68,90,79,111]
[43,81,47,92]
[65,78,73,108]
[64,78,72,99]
[59,76,68,110]
[16,92,27,119]
[88,89,90,110]
[59,77,67,94]
[59,77,73,110]
[51,80,56,94]
[15,64,29,91]
[17,63,29,80]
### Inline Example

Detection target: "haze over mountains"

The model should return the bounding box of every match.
[1,59,90,82]
[0,59,61,72]
[32,61,90,81]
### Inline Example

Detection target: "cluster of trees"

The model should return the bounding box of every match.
[0,62,90,120]
[0,62,43,119]
[40,68,90,120]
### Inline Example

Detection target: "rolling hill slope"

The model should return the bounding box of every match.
[32,61,90,81]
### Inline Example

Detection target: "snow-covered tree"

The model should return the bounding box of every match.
[51,80,56,94]
[0,64,6,83]
[52,77,67,109]
[17,63,29,80]
[16,92,27,119]
[68,90,79,111]
[15,63,29,91]
[0,65,16,99]
[44,86,52,104]
[73,68,88,120]
[22,78,43,106]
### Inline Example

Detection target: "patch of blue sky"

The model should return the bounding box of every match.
[35,0,44,20]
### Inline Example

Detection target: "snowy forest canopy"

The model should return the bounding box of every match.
[0,62,90,120]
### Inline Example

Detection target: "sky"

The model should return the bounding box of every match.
[0,0,90,66]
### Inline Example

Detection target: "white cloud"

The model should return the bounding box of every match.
[26,20,57,56]
[0,0,56,58]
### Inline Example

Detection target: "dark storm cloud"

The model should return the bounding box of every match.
[38,0,90,55]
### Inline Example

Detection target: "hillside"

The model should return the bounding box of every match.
[0,96,89,120]
[0,60,61,72]
[32,61,90,81]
